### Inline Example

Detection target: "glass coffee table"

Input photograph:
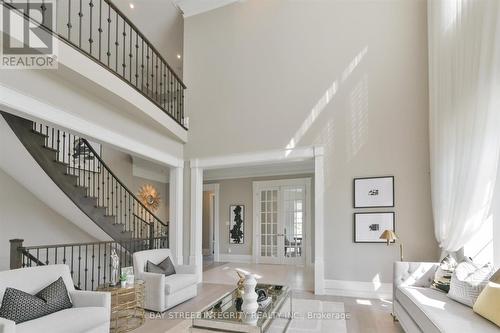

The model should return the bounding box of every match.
[192,284,292,333]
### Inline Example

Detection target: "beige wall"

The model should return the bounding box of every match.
[115,0,184,77]
[184,0,438,282]
[206,174,314,257]
[0,170,95,271]
[102,146,169,223]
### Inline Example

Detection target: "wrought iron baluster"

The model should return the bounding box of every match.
[122,19,126,77]
[78,0,83,48]
[98,0,102,60]
[89,0,94,54]
[67,0,72,40]
[115,11,119,72]
[106,4,111,65]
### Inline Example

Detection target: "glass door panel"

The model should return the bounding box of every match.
[282,185,305,264]
[258,188,280,263]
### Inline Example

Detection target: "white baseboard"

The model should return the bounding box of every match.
[323,279,393,299]
[218,254,253,263]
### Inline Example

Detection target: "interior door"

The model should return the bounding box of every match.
[255,181,307,265]
[282,185,306,265]
[257,187,281,264]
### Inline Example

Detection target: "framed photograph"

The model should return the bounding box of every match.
[354,212,395,243]
[229,204,244,244]
[121,266,134,284]
[353,176,394,208]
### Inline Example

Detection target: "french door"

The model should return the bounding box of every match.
[253,178,311,265]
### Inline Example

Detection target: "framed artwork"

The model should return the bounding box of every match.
[229,204,244,244]
[354,212,395,243]
[353,176,394,208]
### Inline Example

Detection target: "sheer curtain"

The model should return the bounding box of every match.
[428,0,500,252]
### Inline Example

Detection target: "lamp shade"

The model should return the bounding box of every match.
[379,229,398,244]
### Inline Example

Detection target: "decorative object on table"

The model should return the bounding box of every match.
[138,184,161,212]
[379,229,404,261]
[354,212,395,243]
[119,273,127,288]
[229,205,245,244]
[110,249,120,286]
[430,255,458,293]
[234,271,245,311]
[353,176,394,208]
[98,280,145,333]
[447,258,493,307]
[194,283,292,333]
[121,266,134,285]
[473,268,500,327]
[241,273,258,324]
[256,289,271,311]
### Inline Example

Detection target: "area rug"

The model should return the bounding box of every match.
[165,299,348,333]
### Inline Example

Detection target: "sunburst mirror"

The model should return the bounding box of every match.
[138,184,161,212]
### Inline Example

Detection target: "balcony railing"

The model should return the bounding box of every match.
[2,0,186,128]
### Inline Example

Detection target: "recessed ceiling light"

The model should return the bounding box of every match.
[177,54,181,59]
[129,3,134,9]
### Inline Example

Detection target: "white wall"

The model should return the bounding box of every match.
[184,0,439,283]
[114,0,184,78]
[0,169,95,271]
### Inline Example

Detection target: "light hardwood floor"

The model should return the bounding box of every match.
[132,262,403,333]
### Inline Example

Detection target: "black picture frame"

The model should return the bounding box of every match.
[229,204,245,244]
[353,176,395,208]
[353,212,395,243]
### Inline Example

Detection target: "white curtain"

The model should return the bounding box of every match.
[428,0,500,252]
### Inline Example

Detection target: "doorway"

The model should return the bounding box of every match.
[253,178,311,265]
[202,184,220,268]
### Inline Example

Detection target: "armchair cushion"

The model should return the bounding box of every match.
[164,274,197,294]
[146,257,176,277]
[0,277,72,324]
[16,307,108,333]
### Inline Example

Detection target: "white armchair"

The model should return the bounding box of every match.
[133,249,198,312]
[0,264,110,333]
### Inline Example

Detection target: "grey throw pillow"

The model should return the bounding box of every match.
[146,257,176,277]
[447,259,493,307]
[0,277,72,324]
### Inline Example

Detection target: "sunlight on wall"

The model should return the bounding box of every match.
[285,47,368,153]
[347,74,369,161]
[464,215,493,264]
[441,0,462,32]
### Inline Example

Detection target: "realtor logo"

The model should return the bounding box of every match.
[1,0,57,69]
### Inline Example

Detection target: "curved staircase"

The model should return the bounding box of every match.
[2,112,168,250]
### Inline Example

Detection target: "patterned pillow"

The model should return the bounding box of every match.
[431,255,457,293]
[146,257,176,277]
[0,277,72,324]
[447,259,493,307]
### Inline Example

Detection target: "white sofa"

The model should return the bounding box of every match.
[394,261,499,333]
[0,264,110,333]
[133,249,198,312]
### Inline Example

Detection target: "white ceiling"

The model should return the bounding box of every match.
[172,0,241,17]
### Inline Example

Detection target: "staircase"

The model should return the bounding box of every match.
[2,112,168,250]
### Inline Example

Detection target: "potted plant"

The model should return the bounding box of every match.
[119,273,127,288]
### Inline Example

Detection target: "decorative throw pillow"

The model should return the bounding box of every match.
[0,277,72,324]
[146,257,176,277]
[473,269,500,327]
[431,255,457,293]
[447,259,493,307]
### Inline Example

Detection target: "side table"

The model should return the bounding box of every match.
[97,280,145,333]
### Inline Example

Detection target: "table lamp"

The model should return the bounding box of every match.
[380,229,403,261]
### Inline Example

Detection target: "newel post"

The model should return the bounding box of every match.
[10,239,24,269]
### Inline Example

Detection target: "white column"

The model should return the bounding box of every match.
[314,146,325,295]
[190,164,204,282]
[169,166,183,265]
